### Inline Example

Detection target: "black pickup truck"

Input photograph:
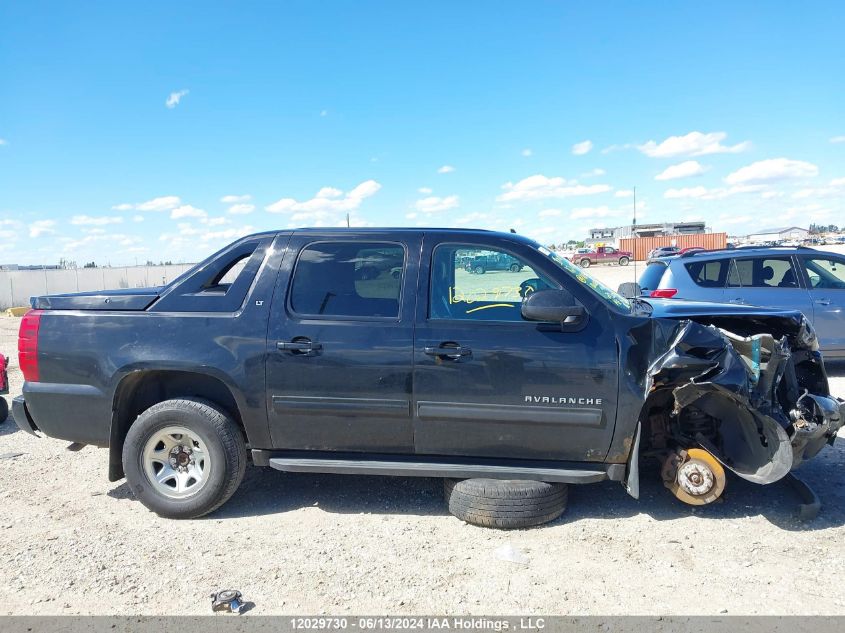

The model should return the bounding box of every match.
[12,228,844,527]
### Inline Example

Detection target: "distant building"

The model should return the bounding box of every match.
[746,226,809,243]
[0,264,61,271]
[587,221,706,245]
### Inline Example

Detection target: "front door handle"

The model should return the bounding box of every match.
[815,298,831,306]
[277,339,322,354]
[727,297,745,304]
[424,344,472,361]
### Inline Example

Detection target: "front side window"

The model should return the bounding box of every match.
[804,257,845,289]
[429,245,559,321]
[290,242,404,318]
[728,257,799,288]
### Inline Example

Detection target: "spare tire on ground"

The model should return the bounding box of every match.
[443,478,568,529]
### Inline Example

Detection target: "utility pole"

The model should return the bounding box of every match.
[632,186,637,282]
[346,213,350,228]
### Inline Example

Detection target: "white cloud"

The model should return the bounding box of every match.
[569,205,621,220]
[29,220,56,238]
[227,203,255,215]
[170,205,207,219]
[0,138,7,146]
[265,180,382,226]
[572,140,593,156]
[132,215,144,222]
[601,143,635,155]
[614,189,634,198]
[201,216,230,226]
[830,136,845,144]
[538,208,562,217]
[315,187,343,198]
[138,196,182,211]
[63,232,142,251]
[437,165,455,174]
[166,89,189,109]
[71,215,123,226]
[113,196,182,212]
[220,194,251,204]
[417,187,433,194]
[415,195,459,214]
[654,160,708,181]
[791,177,845,199]
[521,148,533,157]
[581,168,606,178]
[663,184,764,200]
[201,226,254,241]
[497,174,611,202]
[663,186,710,199]
[716,214,754,226]
[638,131,750,158]
[725,158,818,185]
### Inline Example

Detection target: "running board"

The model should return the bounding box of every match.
[260,452,614,484]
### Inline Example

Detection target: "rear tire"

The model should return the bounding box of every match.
[474,265,485,274]
[444,478,568,529]
[0,397,8,424]
[579,258,591,268]
[619,256,629,266]
[122,398,247,519]
[509,263,520,272]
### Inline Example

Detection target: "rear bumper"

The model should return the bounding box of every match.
[18,383,111,446]
[12,396,39,436]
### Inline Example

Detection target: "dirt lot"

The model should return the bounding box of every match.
[1,293,845,616]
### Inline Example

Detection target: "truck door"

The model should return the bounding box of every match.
[266,232,420,452]
[412,236,619,462]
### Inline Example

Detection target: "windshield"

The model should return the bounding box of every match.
[538,246,631,311]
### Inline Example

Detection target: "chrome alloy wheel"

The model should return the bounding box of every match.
[141,425,209,499]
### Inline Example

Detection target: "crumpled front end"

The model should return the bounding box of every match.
[642,316,843,486]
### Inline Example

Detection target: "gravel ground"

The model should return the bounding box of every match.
[1,308,844,616]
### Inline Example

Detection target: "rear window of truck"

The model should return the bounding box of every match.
[290,241,404,319]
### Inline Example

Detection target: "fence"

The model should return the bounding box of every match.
[619,233,727,261]
[0,264,195,310]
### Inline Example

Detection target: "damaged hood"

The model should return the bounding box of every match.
[627,306,842,485]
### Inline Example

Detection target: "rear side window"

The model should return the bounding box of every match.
[290,242,404,319]
[684,260,729,288]
[638,262,668,292]
[728,257,799,288]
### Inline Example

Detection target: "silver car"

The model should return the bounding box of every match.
[637,247,845,358]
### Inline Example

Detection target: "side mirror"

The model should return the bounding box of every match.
[521,289,585,323]
[617,282,642,299]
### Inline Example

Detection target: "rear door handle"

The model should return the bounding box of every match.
[727,297,745,304]
[277,340,322,354]
[424,344,472,360]
[814,298,831,306]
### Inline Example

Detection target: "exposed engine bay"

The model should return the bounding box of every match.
[637,313,844,506]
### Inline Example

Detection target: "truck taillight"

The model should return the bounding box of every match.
[649,289,678,298]
[18,309,43,382]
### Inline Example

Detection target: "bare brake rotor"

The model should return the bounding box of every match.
[662,448,726,506]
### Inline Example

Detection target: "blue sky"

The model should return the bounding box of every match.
[1,1,844,265]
